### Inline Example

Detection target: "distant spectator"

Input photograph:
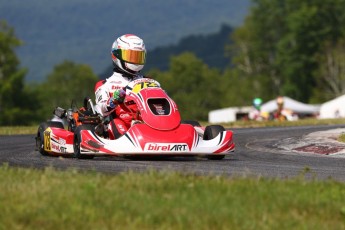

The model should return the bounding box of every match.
[273,96,298,121]
[249,98,265,121]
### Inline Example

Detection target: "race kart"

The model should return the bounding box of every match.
[35,78,235,160]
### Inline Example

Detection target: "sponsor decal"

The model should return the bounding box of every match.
[124,100,135,106]
[43,132,68,153]
[119,113,131,119]
[117,124,127,133]
[58,138,66,145]
[43,128,51,151]
[111,85,123,90]
[144,143,189,152]
[51,143,67,153]
[132,81,159,94]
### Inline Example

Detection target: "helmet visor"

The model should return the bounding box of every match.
[114,49,146,65]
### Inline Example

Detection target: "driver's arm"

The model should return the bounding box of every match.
[95,87,114,117]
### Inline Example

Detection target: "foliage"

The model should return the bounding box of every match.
[150,53,224,120]
[36,61,99,120]
[149,52,265,120]
[312,38,345,102]
[4,0,345,125]
[220,68,265,107]
[0,55,98,126]
[0,21,40,125]
[229,0,345,103]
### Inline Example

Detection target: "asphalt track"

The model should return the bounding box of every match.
[1,124,345,181]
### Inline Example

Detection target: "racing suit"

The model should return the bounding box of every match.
[94,68,144,139]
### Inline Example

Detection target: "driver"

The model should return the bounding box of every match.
[94,34,155,139]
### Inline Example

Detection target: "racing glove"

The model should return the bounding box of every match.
[108,89,126,109]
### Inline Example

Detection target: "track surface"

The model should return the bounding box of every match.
[1,124,345,181]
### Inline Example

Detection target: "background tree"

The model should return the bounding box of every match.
[312,39,345,102]
[37,61,99,120]
[150,53,223,121]
[220,68,261,108]
[229,0,345,103]
[0,20,39,125]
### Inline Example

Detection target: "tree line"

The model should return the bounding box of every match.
[1,0,345,125]
[229,0,345,103]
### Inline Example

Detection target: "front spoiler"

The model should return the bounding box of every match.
[79,124,235,156]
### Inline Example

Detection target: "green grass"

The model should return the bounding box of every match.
[0,165,344,230]
[219,118,345,128]
[1,120,345,229]
[338,133,345,143]
[0,126,38,135]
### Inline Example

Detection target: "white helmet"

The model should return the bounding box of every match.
[111,34,146,75]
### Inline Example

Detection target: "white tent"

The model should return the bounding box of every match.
[208,106,252,123]
[208,96,320,123]
[319,94,345,119]
[260,96,320,114]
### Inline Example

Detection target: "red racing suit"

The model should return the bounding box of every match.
[94,70,144,139]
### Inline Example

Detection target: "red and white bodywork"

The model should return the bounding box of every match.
[39,79,235,158]
[79,123,234,156]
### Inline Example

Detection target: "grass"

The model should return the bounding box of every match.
[0,126,38,135]
[219,118,345,128]
[0,165,344,230]
[1,120,345,229]
[338,133,345,143]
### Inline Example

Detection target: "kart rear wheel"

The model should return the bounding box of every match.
[203,125,226,160]
[36,121,64,156]
[73,125,95,159]
[181,120,201,127]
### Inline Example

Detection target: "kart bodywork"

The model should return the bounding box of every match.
[36,78,235,160]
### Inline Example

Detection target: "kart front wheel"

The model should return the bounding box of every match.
[73,125,94,159]
[203,125,226,160]
[36,121,64,156]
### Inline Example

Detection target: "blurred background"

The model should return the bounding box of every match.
[0,0,250,82]
[1,0,345,125]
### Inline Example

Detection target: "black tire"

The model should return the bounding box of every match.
[73,125,95,159]
[181,120,201,127]
[36,121,64,156]
[203,125,226,160]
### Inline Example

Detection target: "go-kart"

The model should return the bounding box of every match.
[35,78,235,160]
